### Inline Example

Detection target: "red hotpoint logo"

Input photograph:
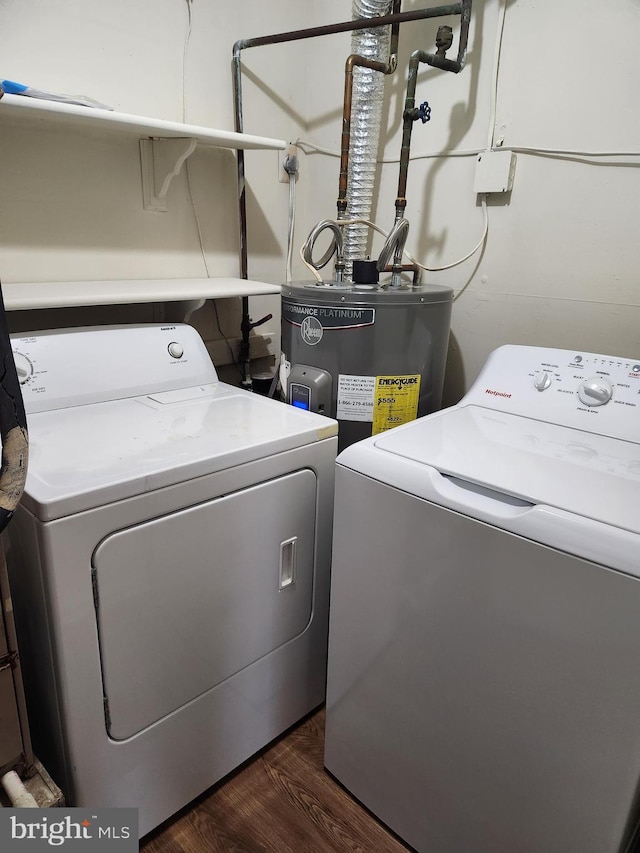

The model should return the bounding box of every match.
[485,388,512,398]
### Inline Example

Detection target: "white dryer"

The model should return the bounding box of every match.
[325,345,640,853]
[5,323,337,836]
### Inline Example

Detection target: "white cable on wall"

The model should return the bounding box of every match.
[295,137,640,165]
[295,137,483,162]
[487,0,507,150]
[181,0,213,281]
[286,174,296,282]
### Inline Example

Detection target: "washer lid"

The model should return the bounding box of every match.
[22,383,337,520]
[343,404,640,535]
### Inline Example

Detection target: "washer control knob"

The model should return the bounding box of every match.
[534,371,552,392]
[12,352,33,384]
[168,342,184,359]
[577,376,613,407]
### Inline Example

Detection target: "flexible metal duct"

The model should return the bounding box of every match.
[343,0,393,279]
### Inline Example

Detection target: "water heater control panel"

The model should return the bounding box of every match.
[463,345,640,442]
[287,364,332,416]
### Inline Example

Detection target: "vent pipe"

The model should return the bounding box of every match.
[341,0,395,279]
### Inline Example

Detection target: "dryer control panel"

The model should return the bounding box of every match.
[11,324,218,414]
[463,345,640,442]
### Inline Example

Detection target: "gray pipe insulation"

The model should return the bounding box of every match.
[342,0,394,279]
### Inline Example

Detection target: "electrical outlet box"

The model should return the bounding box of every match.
[474,150,516,194]
[278,144,299,184]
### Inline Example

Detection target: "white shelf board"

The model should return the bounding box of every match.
[0,93,286,151]
[3,278,282,311]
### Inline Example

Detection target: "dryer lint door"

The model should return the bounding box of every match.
[92,469,317,740]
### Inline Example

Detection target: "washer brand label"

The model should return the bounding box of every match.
[300,316,324,346]
[283,302,375,331]
[485,388,512,398]
[0,809,138,851]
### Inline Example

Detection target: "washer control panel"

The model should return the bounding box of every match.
[11,324,218,414]
[464,345,640,442]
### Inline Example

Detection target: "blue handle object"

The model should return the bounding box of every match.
[0,78,112,110]
[418,101,431,123]
[1,79,29,94]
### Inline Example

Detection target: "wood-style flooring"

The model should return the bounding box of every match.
[140,707,411,853]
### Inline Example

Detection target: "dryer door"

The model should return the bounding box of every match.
[92,469,317,740]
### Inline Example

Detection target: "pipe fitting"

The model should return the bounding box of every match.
[435,25,454,57]
[1,771,38,808]
[377,218,410,287]
[302,220,346,282]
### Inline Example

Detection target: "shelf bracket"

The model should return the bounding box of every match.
[139,137,198,212]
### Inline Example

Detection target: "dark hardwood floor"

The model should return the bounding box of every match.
[140,707,411,852]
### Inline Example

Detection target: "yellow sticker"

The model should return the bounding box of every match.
[372,374,421,435]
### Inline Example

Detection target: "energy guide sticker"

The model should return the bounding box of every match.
[372,374,421,434]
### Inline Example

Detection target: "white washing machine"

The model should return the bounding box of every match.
[5,323,337,836]
[325,345,640,853]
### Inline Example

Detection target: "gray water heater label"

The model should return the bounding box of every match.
[283,303,376,330]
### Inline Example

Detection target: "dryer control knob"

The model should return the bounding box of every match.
[577,376,613,407]
[12,352,33,384]
[533,371,552,391]
[168,342,184,359]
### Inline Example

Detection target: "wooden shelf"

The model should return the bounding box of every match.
[3,278,282,311]
[0,93,286,151]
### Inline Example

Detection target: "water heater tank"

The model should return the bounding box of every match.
[281,281,452,450]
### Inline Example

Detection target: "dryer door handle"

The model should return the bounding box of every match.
[279,537,297,590]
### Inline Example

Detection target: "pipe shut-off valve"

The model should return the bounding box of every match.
[404,101,431,124]
[404,26,454,125]
[417,101,431,123]
[404,99,431,124]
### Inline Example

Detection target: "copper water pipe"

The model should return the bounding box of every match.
[337,0,401,220]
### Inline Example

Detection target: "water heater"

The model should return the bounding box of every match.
[281,281,452,450]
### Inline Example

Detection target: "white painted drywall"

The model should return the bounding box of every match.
[297,0,640,401]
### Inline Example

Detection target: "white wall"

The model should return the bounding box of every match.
[1,0,639,400]
[0,0,314,373]
[297,0,640,402]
